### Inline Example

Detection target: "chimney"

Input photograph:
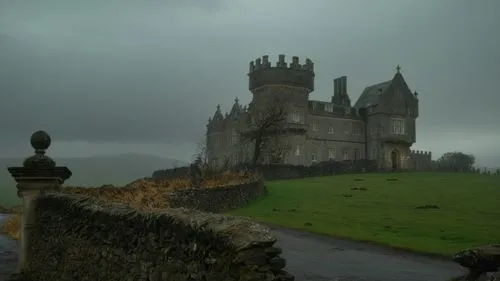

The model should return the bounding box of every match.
[333,78,339,96]
[340,76,347,95]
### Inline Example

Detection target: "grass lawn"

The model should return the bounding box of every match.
[228,172,500,256]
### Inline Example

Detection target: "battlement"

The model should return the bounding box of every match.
[248,54,315,92]
[249,55,314,72]
[409,150,432,171]
[410,150,432,156]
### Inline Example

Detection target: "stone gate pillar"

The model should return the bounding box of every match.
[7,130,72,272]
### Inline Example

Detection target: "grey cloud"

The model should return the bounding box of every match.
[0,0,499,165]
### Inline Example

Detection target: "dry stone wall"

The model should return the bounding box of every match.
[20,192,293,281]
[168,180,267,213]
[152,160,378,182]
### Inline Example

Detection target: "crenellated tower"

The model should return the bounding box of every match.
[247,54,315,124]
[248,54,315,93]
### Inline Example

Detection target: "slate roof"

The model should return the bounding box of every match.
[354,80,392,108]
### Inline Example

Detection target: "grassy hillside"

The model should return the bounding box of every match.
[229,172,500,256]
[0,154,186,207]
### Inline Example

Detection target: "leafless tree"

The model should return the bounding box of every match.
[238,97,297,166]
[264,136,292,164]
[192,138,209,166]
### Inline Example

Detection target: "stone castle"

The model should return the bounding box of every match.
[206,54,432,171]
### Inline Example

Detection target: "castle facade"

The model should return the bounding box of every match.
[206,54,432,171]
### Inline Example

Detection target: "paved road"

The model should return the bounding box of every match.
[270,224,465,281]
[0,215,18,281]
[0,214,465,281]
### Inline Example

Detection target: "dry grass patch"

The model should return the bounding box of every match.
[0,171,258,240]
[0,213,21,240]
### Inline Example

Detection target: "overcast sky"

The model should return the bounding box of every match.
[0,0,499,166]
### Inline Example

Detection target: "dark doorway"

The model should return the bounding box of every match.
[391,150,399,170]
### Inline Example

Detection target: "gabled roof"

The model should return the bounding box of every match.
[354,80,391,108]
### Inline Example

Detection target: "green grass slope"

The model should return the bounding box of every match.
[228,172,500,256]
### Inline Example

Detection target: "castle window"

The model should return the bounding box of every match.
[231,153,239,165]
[311,153,317,163]
[231,129,238,145]
[328,147,336,160]
[352,125,360,136]
[343,150,350,160]
[328,127,334,134]
[391,119,405,135]
[295,145,301,156]
[325,104,333,112]
[291,111,302,123]
[312,121,319,131]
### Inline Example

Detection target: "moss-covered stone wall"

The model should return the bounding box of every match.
[22,192,293,281]
[168,180,267,213]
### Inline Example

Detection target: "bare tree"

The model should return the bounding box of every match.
[265,136,292,164]
[192,138,209,166]
[238,97,299,166]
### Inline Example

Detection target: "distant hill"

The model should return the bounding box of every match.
[0,154,186,207]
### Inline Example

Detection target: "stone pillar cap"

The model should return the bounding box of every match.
[8,130,72,183]
[23,130,56,169]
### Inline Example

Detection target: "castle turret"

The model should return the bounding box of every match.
[229,97,242,119]
[248,54,315,93]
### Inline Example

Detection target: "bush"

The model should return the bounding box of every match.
[0,213,21,240]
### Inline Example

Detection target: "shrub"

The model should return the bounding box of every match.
[0,213,21,240]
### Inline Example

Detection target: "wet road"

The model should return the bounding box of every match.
[0,215,18,281]
[0,214,464,281]
[270,224,465,281]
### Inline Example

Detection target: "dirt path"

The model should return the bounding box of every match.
[0,215,465,281]
[270,224,465,281]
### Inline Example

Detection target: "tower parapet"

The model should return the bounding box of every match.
[248,54,315,92]
[410,150,432,171]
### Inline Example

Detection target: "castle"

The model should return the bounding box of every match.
[206,54,432,171]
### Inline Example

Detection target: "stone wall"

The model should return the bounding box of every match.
[250,160,377,181]
[20,192,293,281]
[153,160,378,182]
[409,150,432,171]
[152,166,190,180]
[167,180,267,213]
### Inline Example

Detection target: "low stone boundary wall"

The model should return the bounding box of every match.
[168,180,267,213]
[152,160,378,182]
[20,192,293,281]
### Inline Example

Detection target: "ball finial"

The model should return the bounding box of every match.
[30,130,51,152]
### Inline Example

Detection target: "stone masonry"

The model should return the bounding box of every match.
[206,54,432,171]
[6,131,294,281]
